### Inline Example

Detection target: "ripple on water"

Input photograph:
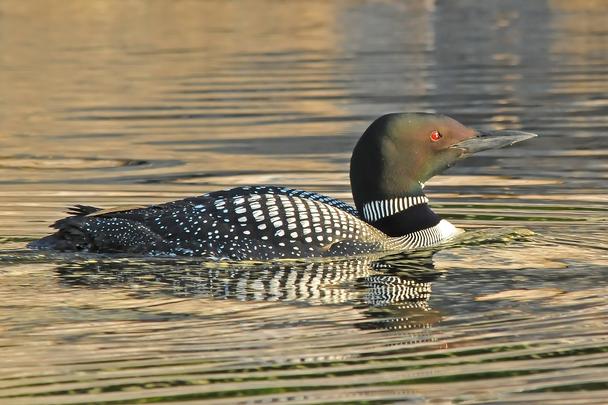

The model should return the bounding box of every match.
[0,155,149,170]
[0,245,606,404]
[1,0,608,403]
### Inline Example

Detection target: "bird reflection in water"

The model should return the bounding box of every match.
[55,252,442,332]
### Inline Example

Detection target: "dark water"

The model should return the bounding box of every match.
[1,1,607,403]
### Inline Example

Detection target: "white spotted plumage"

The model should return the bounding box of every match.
[41,185,458,260]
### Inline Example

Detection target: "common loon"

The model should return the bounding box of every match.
[29,113,536,260]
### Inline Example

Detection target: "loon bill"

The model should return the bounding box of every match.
[28,112,537,260]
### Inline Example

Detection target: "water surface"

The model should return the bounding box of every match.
[1,1,607,404]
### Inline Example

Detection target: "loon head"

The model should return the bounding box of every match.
[350,112,536,233]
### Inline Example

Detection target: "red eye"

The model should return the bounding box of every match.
[430,130,442,142]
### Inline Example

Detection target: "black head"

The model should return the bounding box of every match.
[349,112,536,215]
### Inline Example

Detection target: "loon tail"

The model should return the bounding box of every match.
[28,205,101,251]
[66,204,102,216]
[27,213,94,251]
[28,205,166,254]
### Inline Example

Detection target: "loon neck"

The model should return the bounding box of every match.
[360,193,441,237]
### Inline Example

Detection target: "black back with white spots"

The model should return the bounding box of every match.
[44,186,390,260]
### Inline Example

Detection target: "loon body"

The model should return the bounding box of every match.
[29,113,536,260]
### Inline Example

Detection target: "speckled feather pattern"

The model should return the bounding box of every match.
[51,187,383,259]
[42,186,458,260]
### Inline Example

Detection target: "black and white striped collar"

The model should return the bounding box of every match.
[362,195,429,223]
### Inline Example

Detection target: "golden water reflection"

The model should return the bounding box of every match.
[1,0,608,403]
